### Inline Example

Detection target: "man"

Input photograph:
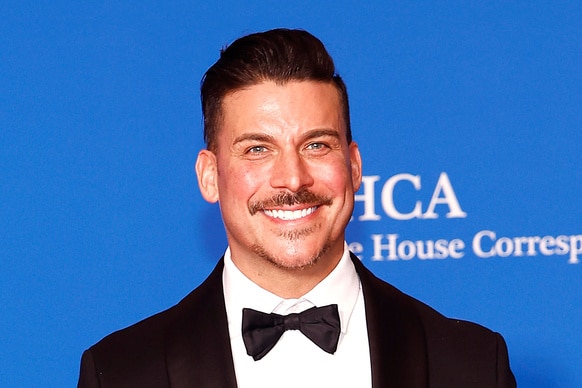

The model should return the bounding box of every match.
[78,28,516,387]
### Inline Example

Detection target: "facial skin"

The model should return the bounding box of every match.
[196,81,362,297]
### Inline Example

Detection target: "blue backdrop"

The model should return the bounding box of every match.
[1,2,581,387]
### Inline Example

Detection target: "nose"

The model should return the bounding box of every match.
[269,150,314,192]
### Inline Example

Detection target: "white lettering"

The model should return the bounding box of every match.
[569,235,582,264]
[449,239,465,259]
[381,174,423,220]
[539,236,555,255]
[398,240,416,260]
[354,176,381,221]
[366,231,579,264]
[354,173,466,220]
[473,230,496,258]
[370,234,464,260]
[472,230,579,264]
[556,235,569,254]
[422,172,468,219]
[348,241,364,260]
[371,234,398,261]
[512,236,529,256]
[496,237,514,257]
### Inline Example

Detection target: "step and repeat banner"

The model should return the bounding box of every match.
[1,2,580,387]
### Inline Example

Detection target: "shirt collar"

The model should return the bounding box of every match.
[223,243,361,335]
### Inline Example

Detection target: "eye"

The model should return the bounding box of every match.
[305,142,327,150]
[247,145,267,154]
[305,142,333,155]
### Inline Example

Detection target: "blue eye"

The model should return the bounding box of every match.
[248,146,267,153]
[306,142,326,150]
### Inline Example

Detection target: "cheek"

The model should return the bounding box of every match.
[313,161,352,192]
[219,163,265,200]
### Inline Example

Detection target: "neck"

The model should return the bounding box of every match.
[231,251,343,299]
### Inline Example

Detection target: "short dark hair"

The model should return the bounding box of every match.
[200,28,351,152]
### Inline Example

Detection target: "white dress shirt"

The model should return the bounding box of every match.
[223,243,372,388]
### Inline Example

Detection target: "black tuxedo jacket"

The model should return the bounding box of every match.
[78,255,516,387]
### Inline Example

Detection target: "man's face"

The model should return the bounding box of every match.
[196,80,362,273]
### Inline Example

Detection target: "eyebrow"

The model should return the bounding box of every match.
[301,129,340,141]
[233,129,340,146]
[232,133,275,145]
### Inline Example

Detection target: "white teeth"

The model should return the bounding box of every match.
[264,206,317,220]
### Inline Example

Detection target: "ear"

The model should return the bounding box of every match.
[195,149,219,203]
[349,141,363,192]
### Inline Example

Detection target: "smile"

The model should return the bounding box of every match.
[263,206,318,221]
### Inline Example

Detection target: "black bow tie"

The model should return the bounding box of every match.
[241,304,341,361]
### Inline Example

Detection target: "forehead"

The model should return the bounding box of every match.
[218,80,344,142]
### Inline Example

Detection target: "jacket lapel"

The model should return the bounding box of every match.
[165,259,238,388]
[352,254,429,388]
[163,255,430,387]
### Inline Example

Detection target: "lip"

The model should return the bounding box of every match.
[263,206,318,221]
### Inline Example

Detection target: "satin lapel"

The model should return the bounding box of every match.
[351,255,429,388]
[165,259,238,388]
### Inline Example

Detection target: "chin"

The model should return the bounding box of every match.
[252,243,330,271]
[271,255,320,271]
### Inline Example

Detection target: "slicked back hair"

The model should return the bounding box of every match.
[200,28,351,152]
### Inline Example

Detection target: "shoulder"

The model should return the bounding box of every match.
[89,259,224,350]
[79,294,183,387]
[79,260,226,386]
[351,253,501,339]
[351,255,516,386]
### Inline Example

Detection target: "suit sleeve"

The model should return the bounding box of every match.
[77,349,101,388]
[495,333,517,388]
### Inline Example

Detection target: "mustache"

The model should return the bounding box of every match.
[248,189,333,215]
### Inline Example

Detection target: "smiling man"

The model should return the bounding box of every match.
[196,80,360,298]
[78,28,516,388]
